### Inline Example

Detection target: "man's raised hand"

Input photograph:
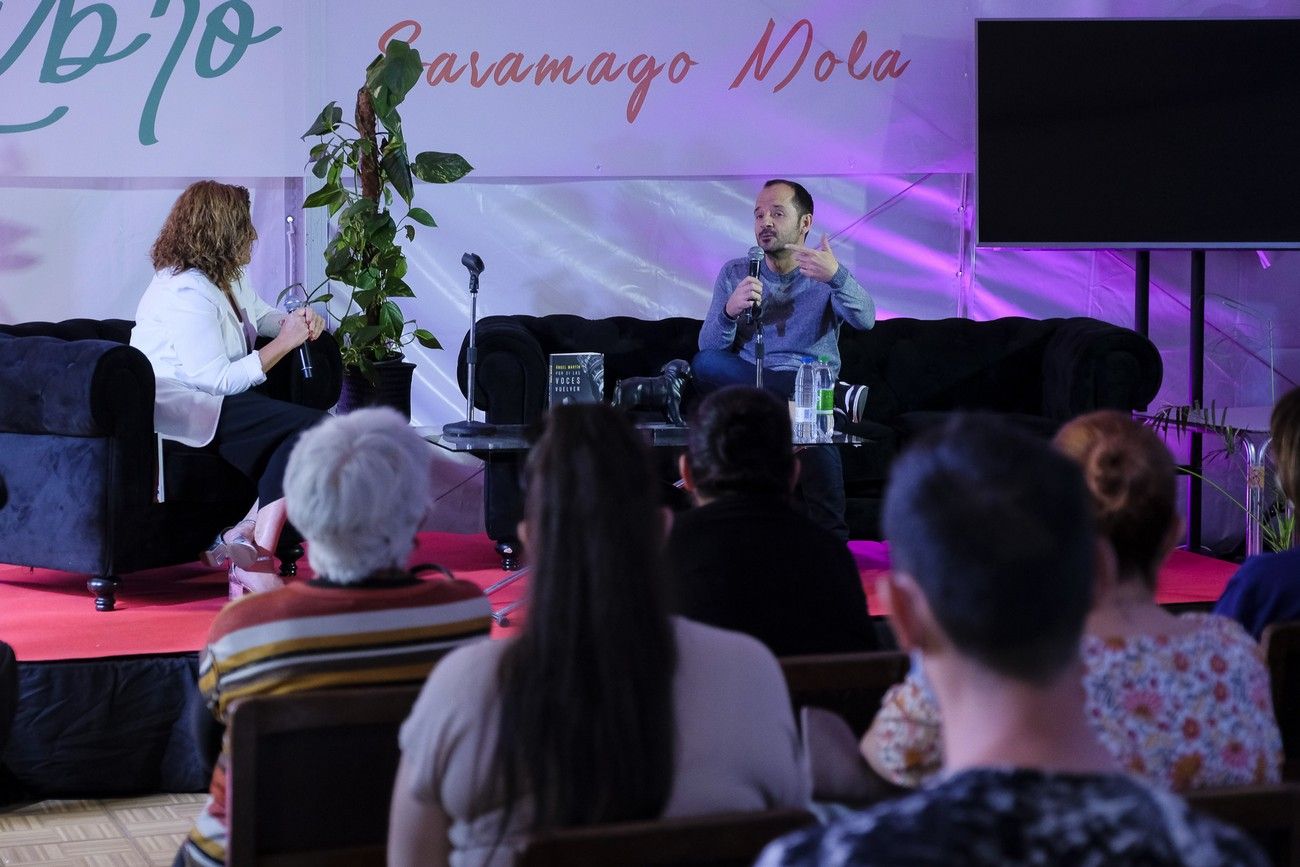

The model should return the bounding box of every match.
[785,234,839,283]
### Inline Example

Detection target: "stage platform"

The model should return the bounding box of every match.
[0,533,1237,801]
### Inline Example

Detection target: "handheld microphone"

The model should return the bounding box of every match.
[747,246,763,322]
[284,298,314,379]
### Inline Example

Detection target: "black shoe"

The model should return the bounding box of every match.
[834,381,870,427]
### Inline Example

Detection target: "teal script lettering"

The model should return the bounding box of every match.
[0,0,280,144]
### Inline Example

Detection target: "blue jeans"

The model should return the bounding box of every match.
[692,349,796,401]
[690,349,848,541]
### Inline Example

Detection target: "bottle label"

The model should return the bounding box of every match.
[817,388,834,412]
[795,407,816,424]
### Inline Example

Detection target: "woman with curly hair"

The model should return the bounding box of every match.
[131,180,327,596]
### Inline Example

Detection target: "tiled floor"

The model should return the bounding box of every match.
[0,793,205,866]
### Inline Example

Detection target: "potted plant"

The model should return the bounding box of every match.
[1146,402,1294,552]
[297,38,472,416]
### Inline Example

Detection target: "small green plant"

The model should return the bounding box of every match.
[1144,401,1294,552]
[298,39,472,378]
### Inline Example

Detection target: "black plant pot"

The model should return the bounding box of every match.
[336,358,416,420]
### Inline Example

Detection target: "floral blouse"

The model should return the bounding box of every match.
[861,613,1283,791]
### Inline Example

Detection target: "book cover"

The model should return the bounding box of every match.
[548,352,604,406]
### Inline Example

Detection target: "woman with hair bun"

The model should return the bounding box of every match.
[861,410,1282,792]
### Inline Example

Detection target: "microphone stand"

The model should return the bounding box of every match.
[443,253,495,438]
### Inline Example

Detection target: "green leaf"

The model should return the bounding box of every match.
[411,151,473,184]
[313,293,334,305]
[381,147,414,204]
[303,182,340,209]
[366,40,423,118]
[303,102,342,137]
[369,214,398,247]
[404,225,416,242]
[407,206,435,227]
[325,245,354,279]
[308,142,329,161]
[387,278,414,298]
[413,328,441,350]
[353,324,383,346]
[325,188,349,216]
[354,269,378,291]
[338,313,367,334]
[337,196,377,228]
[379,300,405,336]
[311,155,332,179]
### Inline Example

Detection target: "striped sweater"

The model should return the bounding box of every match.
[182,574,492,867]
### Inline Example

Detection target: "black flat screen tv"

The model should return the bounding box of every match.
[976,18,1300,249]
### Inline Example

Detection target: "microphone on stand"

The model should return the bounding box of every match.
[283,295,314,379]
[443,253,495,438]
[747,246,765,389]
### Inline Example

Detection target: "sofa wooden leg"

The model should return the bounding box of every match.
[496,540,521,571]
[278,544,303,578]
[87,575,120,612]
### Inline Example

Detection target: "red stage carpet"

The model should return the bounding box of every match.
[850,542,1237,615]
[1,535,1238,662]
[0,532,523,662]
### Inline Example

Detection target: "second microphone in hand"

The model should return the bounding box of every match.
[283,297,314,379]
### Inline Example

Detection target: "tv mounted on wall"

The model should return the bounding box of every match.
[976,18,1300,250]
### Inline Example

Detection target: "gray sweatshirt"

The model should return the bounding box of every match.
[698,257,876,379]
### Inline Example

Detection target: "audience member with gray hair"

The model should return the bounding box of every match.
[284,406,438,583]
[176,408,491,867]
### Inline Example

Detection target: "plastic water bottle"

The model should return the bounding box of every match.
[815,356,835,442]
[793,356,818,444]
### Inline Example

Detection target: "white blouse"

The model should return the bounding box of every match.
[130,268,284,446]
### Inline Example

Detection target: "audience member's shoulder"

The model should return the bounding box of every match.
[1234,546,1300,585]
[432,632,504,678]
[1185,610,1267,649]
[758,769,1269,866]
[1138,779,1272,866]
[673,616,782,674]
[411,573,492,606]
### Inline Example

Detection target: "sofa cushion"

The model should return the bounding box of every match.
[840,317,1060,421]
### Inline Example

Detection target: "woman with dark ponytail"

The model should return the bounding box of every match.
[389,403,807,865]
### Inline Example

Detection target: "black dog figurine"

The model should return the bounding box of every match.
[612,359,691,426]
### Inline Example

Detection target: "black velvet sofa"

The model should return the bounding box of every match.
[0,318,341,611]
[457,314,1162,562]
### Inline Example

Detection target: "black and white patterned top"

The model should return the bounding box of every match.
[756,768,1267,866]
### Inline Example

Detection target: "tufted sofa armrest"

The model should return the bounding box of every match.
[0,334,155,438]
[1040,318,1163,421]
[457,316,550,425]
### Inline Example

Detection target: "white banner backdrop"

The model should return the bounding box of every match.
[0,0,968,178]
[308,0,970,177]
[0,1,306,177]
